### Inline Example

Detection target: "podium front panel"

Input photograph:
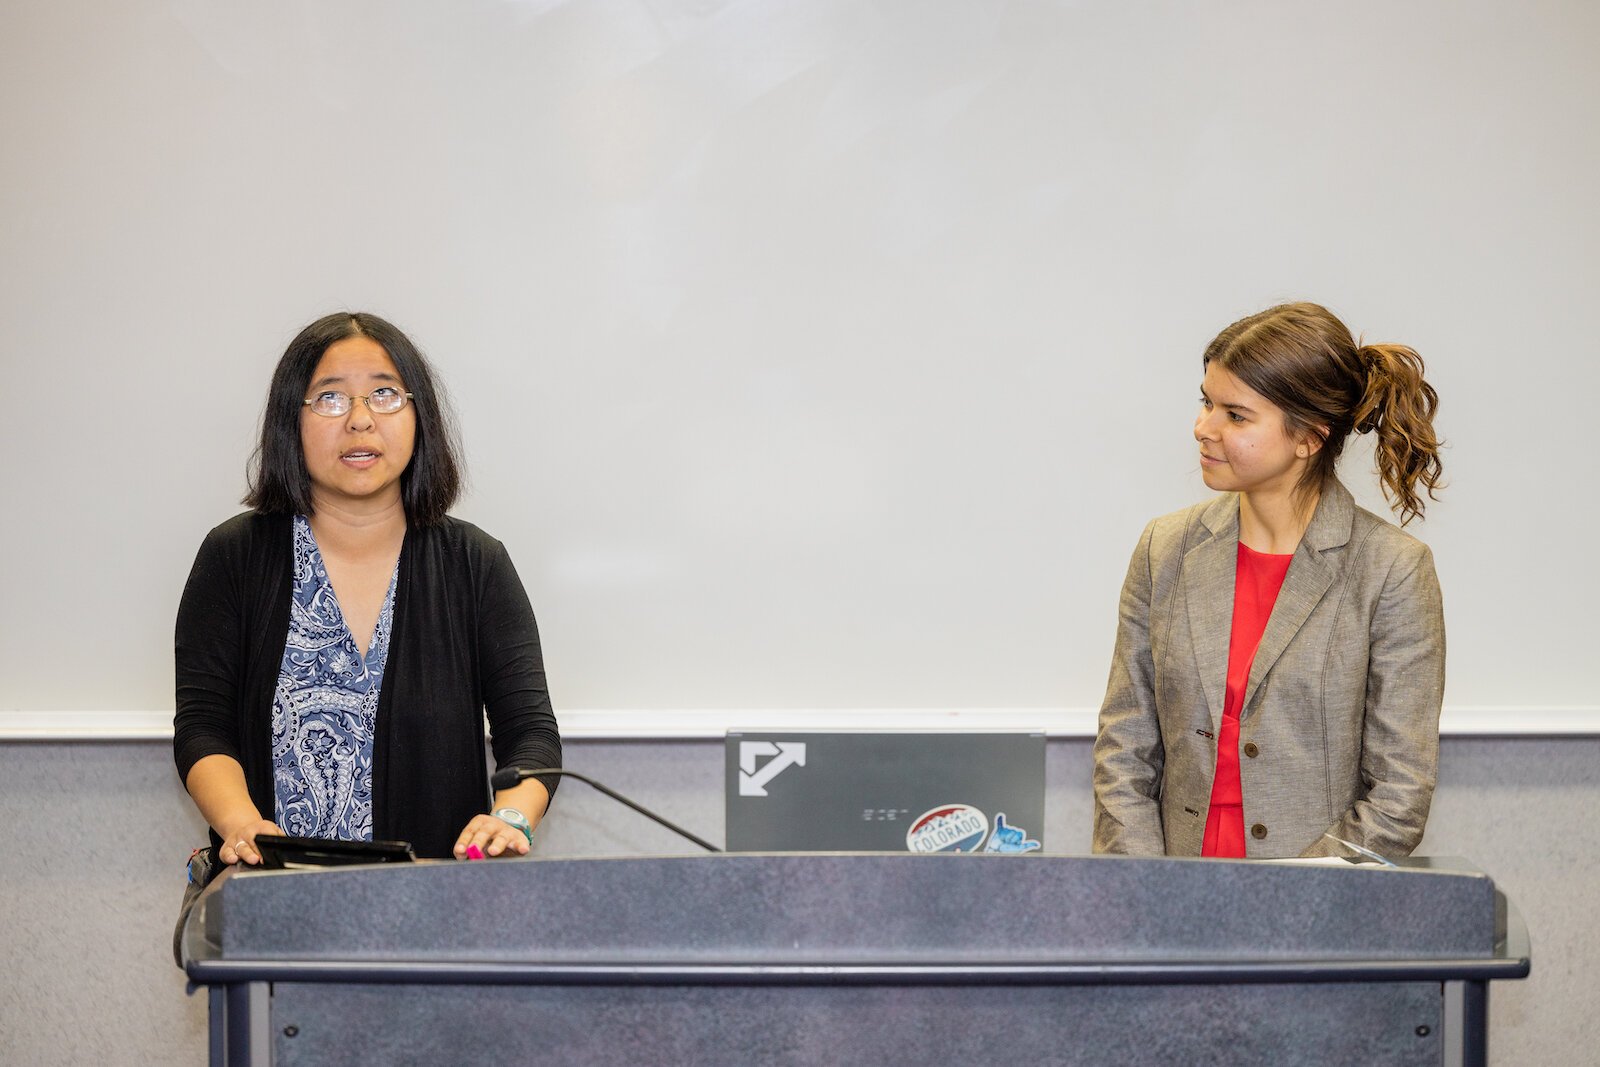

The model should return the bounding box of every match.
[269,980,1444,1067]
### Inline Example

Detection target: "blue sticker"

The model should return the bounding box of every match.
[982,812,1041,853]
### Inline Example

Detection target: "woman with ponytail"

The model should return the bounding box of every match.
[1092,302,1446,859]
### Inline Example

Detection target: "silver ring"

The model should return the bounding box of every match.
[237,841,248,849]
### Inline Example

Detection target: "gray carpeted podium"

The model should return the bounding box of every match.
[182,853,1529,1066]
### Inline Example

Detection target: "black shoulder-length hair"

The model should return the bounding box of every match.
[243,312,463,526]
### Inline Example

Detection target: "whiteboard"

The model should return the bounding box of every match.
[2,1,1596,728]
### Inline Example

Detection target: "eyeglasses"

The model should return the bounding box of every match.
[303,388,414,417]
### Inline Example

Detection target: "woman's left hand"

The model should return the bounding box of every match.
[453,813,530,859]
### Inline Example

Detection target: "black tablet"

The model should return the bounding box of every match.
[253,834,416,869]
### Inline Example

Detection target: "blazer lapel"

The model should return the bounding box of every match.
[1183,495,1240,734]
[1242,480,1355,716]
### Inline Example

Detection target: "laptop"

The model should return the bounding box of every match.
[725,731,1047,853]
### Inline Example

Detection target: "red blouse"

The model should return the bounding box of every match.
[1201,542,1294,858]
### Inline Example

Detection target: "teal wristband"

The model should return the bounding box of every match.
[492,807,534,846]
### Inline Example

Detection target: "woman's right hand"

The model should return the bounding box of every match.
[218,818,285,866]
[185,755,284,867]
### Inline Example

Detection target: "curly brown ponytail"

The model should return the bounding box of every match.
[1203,302,1444,526]
[1352,343,1443,525]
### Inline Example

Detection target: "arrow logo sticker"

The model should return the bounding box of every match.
[738,741,808,796]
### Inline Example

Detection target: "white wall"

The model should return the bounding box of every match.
[2,1,1597,723]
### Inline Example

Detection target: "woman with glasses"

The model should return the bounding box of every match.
[1092,302,1445,860]
[173,312,559,870]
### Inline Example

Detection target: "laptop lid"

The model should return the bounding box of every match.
[725,731,1046,853]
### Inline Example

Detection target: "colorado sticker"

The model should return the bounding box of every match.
[906,804,989,853]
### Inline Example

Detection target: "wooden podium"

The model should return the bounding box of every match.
[182,854,1529,1066]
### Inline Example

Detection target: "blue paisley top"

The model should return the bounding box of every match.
[270,515,398,840]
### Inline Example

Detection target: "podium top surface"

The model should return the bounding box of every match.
[193,853,1509,970]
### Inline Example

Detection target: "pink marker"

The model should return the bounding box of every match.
[465,844,486,860]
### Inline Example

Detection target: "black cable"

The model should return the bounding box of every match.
[493,767,722,853]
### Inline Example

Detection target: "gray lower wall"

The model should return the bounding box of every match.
[1,736,1595,1065]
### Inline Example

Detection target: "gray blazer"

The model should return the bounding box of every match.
[1092,480,1445,859]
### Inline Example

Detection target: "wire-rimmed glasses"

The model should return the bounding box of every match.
[303,388,414,417]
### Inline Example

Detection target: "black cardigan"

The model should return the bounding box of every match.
[174,512,561,859]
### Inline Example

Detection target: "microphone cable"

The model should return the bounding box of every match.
[492,767,722,853]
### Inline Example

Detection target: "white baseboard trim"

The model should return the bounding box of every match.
[2,706,1599,741]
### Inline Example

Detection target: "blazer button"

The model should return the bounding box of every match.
[1251,823,1268,840]
[1243,742,1259,758]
